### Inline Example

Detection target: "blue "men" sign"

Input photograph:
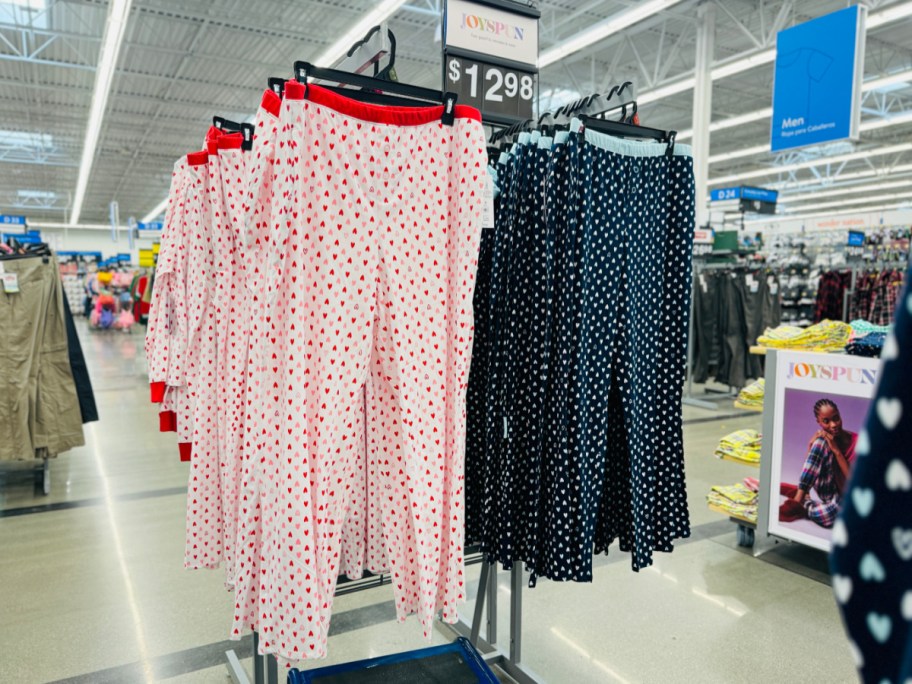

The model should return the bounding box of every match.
[771,6,865,152]
[138,221,163,231]
[0,214,26,226]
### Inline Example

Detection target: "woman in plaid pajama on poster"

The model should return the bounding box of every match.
[780,398,859,528]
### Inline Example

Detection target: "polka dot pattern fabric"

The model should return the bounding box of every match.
[830,268,912,684]
[464,122,695,584]
[244,83,485,660]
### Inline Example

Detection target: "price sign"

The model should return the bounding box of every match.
[693,243,714,257]
[442,0,539,126]
[446,56,534,119]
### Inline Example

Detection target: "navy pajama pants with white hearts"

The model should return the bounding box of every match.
[465,127,695,583]
[831,265,912,683]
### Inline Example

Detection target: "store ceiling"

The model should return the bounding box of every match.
[1,0,911,225]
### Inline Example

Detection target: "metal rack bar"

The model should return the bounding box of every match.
[448,561,542,684]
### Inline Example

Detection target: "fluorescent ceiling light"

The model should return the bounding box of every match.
[539,0,684,68]
[780,178,912,203]
[860,110,912,132]
[708,144,768,164]
[867,0,912,28]
[772,163,912,190]
[0,129,53,149]
[709,142,912,185]
[314,0,409,66]
[865,68,912,92]
[139,195,169,224]
[69,0,134,226]
[638,77,694,105]
[710,49,776,81]
[18,189,56,199]
[779,190,912,214]
[678,108,772,141]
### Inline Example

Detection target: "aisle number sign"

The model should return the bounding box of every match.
[770,6,866,152]
[443,0,540,125]
[710,186,779,203]
[0,214,26,226]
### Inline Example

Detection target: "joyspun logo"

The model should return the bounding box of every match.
[460,12,526,40]
[787,361,877,385]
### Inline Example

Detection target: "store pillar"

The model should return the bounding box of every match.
[692,1,715,229]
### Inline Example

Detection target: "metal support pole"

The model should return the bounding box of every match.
[253,632,264,684]
[509,565,523,664]
[266,653,279,684]
[470,561,490,646]
[486,561,498,646]
[691,1,716,230]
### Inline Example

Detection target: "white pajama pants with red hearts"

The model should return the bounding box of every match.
[237,84,486,659]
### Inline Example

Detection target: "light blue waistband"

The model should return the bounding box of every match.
[538,136,553,150]
[570,117,693,158]
[554,130,570,145]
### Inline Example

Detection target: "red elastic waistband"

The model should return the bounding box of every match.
[284,81,482,126]
[187,151,209,166]
[262,89,282,118]
[217,132,244,150]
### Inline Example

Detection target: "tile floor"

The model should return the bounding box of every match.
[0,322,858,683]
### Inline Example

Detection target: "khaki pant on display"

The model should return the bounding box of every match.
[0,256,84,461]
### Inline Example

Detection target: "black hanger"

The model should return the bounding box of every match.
[579,115,677,157]
[294,61,457,125]
[213,116,243,132]
[241,123,254,151]
[267,77,285,97]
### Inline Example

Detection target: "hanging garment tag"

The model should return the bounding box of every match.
[503,416,509,439]
[699,273,708,293]
[483,174,495,229]
[2,272,19,293]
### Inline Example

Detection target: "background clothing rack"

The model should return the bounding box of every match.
[683,261,747,410]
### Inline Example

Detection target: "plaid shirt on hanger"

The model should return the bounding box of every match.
[870,269,905,326]
[815,271,851,322]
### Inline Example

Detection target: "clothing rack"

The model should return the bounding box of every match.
[841,259,910,323]
[489,81,638,145]
[227,569,396,684]
[448,562,542,684]
[683,260,745,410]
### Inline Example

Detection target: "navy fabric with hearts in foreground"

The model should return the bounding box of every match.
[830,264,912,684]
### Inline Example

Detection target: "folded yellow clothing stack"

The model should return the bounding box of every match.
[706,484,758,523]
[714,429,762,465]
[735,378,765,410]
[756,319,852,352]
